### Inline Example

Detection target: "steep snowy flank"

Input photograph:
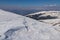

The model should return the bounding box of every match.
[0,9,60,40]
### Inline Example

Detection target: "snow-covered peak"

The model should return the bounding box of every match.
[0,10,60,40]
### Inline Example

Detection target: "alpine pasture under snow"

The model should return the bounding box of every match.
[0,9,60,40]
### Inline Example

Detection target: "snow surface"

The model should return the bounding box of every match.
[27,11,60,16]
[0,9,60,40]
[39,19,60,26]
[26,11,60,26]
[26,11,60,18]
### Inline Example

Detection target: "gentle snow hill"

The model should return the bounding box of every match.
[26,11,60,26]
[26,11,60,18]
[0,9,60,40]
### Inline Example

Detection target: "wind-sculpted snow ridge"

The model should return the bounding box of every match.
[0,9,60,40]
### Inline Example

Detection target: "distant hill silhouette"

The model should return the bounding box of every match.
[0,6,60,15]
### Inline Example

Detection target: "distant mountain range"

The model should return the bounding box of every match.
[0,6,60,15]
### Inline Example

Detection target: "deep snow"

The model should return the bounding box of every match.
[0,9,60,40]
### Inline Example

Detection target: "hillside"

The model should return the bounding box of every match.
[0,10,60,40]
[26,11,60,26]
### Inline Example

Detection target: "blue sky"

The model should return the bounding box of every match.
[0,0,60,7]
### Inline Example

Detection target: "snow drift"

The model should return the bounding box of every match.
[0,9,60,40]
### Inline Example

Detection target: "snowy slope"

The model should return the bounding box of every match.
[0,9,60,40]
[26,11,60,26]
[39,19,60,26]
[26,11,60,19]
[26,11,60,17]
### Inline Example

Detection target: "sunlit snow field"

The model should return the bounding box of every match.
[0,9,60,40]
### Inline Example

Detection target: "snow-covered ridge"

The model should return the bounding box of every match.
[26,11,60,26]
[26,11,60,18]
[0,9,60,40]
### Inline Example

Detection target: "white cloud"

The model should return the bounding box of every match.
[44,4,57,7]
